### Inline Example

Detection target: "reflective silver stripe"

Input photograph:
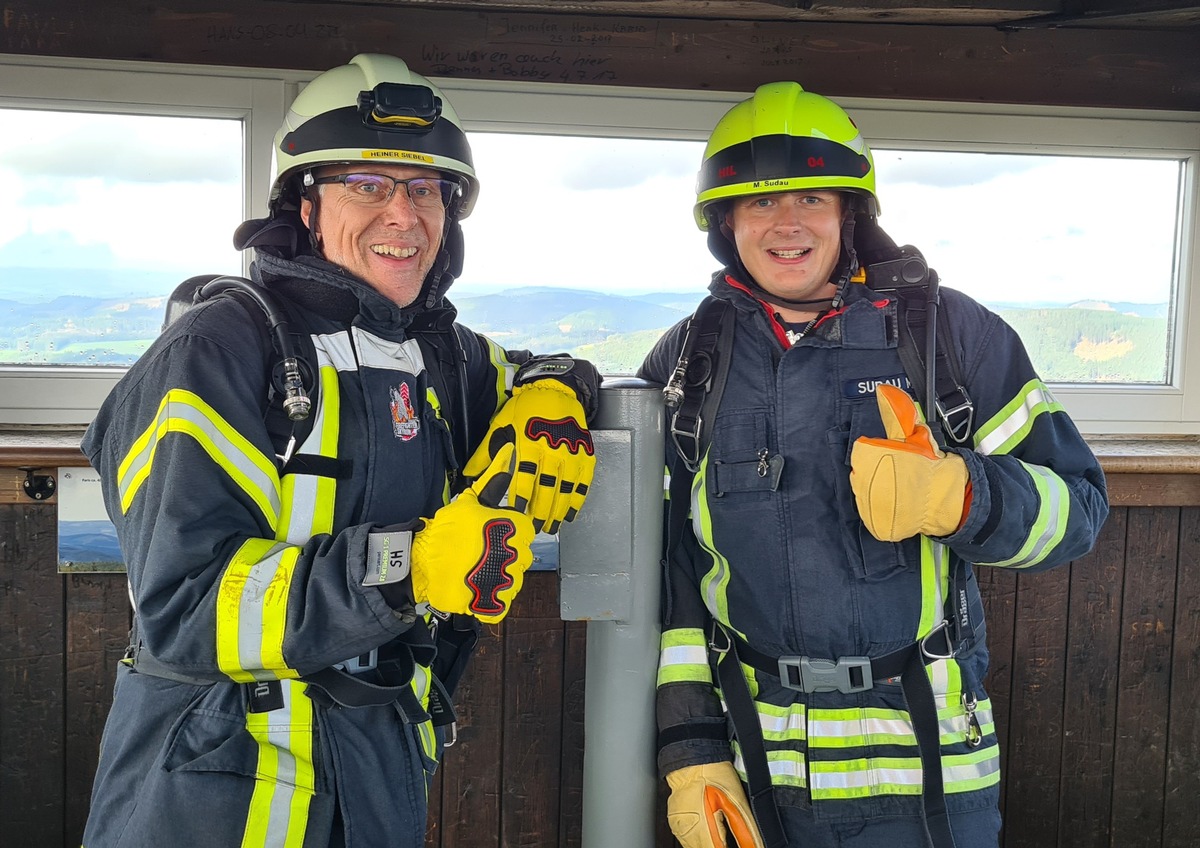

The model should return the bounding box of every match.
[975,380,1062,457]
[658,629,712,686]
[262,681,302,842]
[351,327,427,373]
[660,644,708,668]
[279,337,342,544]
[977,461,1069,568]
[117,389,281,526]
[313,330,358,372]
[235,541,293,681]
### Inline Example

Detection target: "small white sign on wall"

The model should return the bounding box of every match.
[57,468,124,573]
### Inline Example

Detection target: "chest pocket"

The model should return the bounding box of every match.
[827,401,915,582]
[708,411,779,501]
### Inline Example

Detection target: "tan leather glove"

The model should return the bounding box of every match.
[463,379,595,535]
[666,762,766,848]
[850,383,972,541]
[412,444,535,624]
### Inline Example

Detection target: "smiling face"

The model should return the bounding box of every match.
[726,190,845,319]
[299,163,447,308]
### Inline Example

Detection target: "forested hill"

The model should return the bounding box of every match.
[0,281,1169,382]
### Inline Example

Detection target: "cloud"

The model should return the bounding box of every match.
[0,230,120,269]
[876,150,1042,190]
[559,139,702,191]
[470,131,703,193]
[0,109,240,183]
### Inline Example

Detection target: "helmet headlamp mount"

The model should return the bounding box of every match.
[357,83,442,130]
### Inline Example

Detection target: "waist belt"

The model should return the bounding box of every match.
[125,639,452,728]
[712,620,963,848]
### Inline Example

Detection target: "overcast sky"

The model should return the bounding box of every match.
[0,108,1181,306]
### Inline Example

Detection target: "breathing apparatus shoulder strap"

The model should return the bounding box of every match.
[664,295,736,475]
[164,274,326,469]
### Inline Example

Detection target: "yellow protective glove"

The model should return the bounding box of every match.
[462,378,595,535]
[666,762,766,848]
[849,383,972,542]
[412,444,535,624]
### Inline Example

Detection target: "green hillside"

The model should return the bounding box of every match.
[995,305,1167,383]
[0,284,1170,384]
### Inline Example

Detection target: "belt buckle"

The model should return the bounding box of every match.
[778,655,873,694]
[334,648,379,674]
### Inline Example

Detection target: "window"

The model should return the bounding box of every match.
[871,150,1181,385]
[0,55,295,425]
[1,56,1196,434]
[0,109,244,367]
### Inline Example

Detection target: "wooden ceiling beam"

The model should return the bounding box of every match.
[1,0,1196,110]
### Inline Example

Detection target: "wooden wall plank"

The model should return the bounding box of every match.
[1059,508,1126,848]
[501,574,564,846]
[434,619,505,848]
[1111,507,1178,847]
[558,619,586,848]
[1163,507,1200,848]
[63,572,129,845]
[0,0,1196,110]
[1001,562,1070,848]
[0,504,65,848]
[977,566,1017,820]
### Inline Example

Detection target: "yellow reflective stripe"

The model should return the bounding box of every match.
[692,454,734,625]
[974,379,1064,457]
[755,700,806,742]
[279,361,341,543]
[658,628,711,686]
[808,701,994,749]
[117,389,281,526]
[732,743,807,788]
[242,680,316,848]
[482,336,517,410]
[918,537,943,640]
[411,663,438,775]
[809,746,1000,798]
[978,461,1070,569]
[217,538,302,682]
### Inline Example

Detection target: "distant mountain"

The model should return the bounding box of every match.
[1,265,210,303]
[58,520,123,565]
[981,299,1167,320]
[0,276,1173,382]
[453,286,694,342]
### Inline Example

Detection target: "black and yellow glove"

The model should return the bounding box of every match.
[850,383,972,541]
[463,378,595,535]
[412,444,535,624]
[666,762,766,848]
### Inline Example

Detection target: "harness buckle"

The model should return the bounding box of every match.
[936,387,975,445]
[333,648,379,674]
[669,411,704,473]
[778,655,873,694]
[709,624,732,656]
[920,621,957,661]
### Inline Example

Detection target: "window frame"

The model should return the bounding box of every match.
[1,54,1197,434]
[0,54,300,425]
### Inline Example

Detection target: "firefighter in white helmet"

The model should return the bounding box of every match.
[82,54,598,847]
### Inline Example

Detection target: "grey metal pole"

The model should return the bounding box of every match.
[559,378,664,848]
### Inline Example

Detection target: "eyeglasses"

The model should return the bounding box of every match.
[306,173,461,210]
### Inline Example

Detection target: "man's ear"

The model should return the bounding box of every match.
[299,196,314,230]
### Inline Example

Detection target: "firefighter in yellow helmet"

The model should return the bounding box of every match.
[640,82,1107,848]
[81,54,598,847]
